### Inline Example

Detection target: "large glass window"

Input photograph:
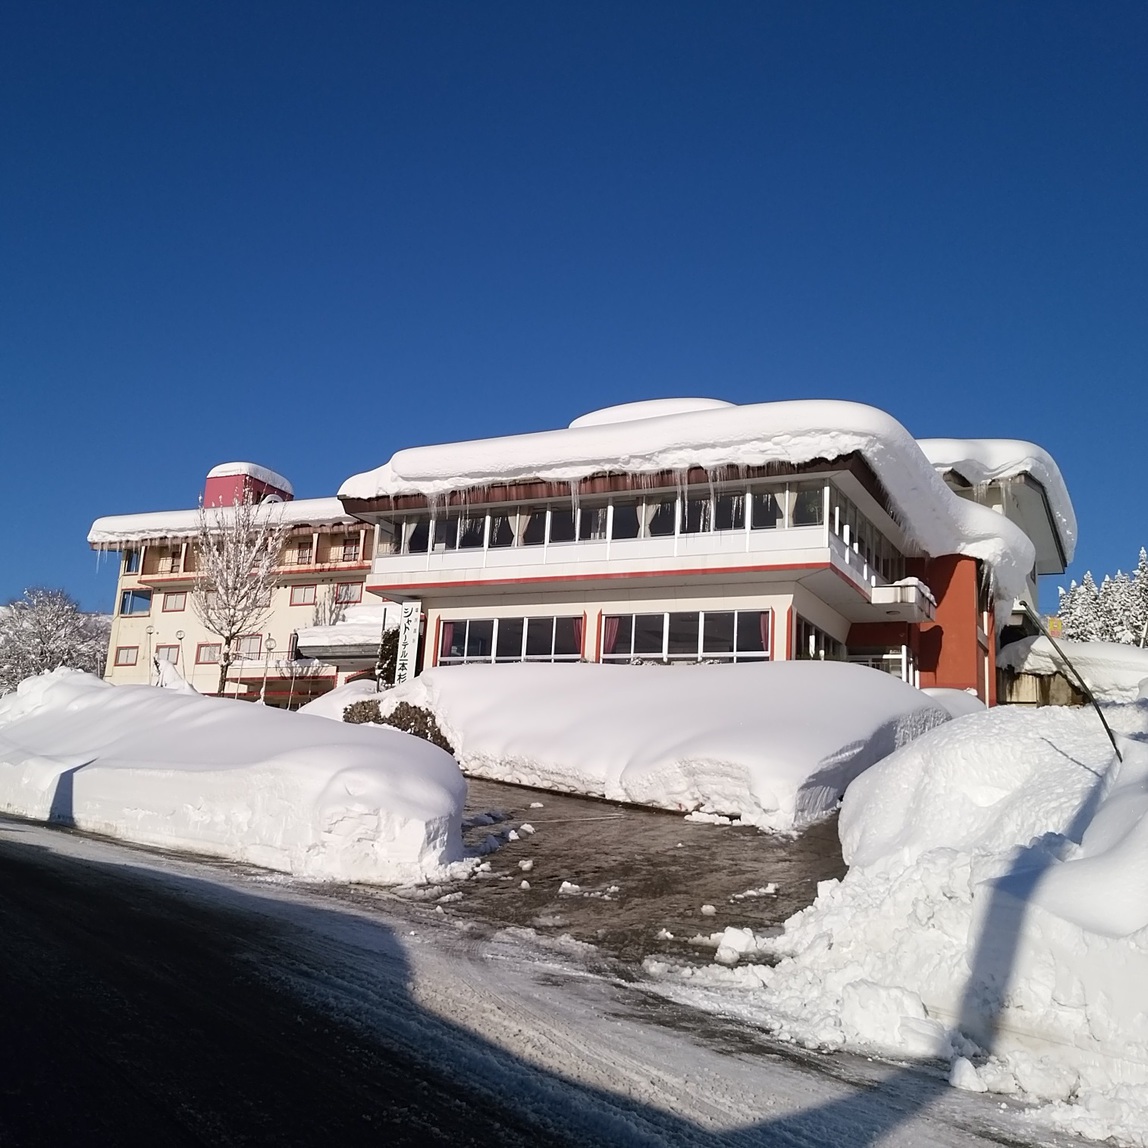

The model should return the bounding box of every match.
[611,501,641,539]
[750,490,782,530]
[602,610,771,663]
[406,517,430,553]
[119,590,152,616]
[579,504,609,541]
[433,516,460,551]
[458,516,486,549]
[791,482,825,526]
[489,512,516,548]
[439,616,583,664]
[548,508,576,543]
[714,492,745,531]
[123,549,141,574]
[647,498,677,537]
[522,509,547,546]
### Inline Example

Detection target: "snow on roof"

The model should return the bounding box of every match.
[87,496,356,548]
[998,635,1148,702]
[205,461,294,495]
[918,437,1076,563]
[568,397,735,428]
[338,399,1045,603]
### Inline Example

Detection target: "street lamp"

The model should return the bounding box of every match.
[145,624,155,683]
[175,629,185,669]
[261,635,277,704]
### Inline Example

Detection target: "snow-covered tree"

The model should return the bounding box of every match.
[192,497,288,695]
[1057,553,1148,646]
[0,588,111,694]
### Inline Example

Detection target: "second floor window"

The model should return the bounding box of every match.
[162,592,186,612]
[119,590,152,616]
[341,537,360,561]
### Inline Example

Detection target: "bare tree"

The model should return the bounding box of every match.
[192,498,288,695]
[0,588,111,694]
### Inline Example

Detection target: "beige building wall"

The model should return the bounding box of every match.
[102,524,377,700]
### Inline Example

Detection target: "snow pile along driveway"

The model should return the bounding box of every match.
[377,661,950,831]
[653,702,1148,1146]
[0,669,465,883]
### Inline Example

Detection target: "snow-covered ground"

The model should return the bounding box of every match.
[644,699,1148,1146]
[358,661,951,831]
[999,634,1148,703]
[1,814,1085,1147]
[0,669,466,883]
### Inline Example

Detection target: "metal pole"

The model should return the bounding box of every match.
[1018,600,1122,762]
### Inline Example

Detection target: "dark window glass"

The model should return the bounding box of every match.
[681,498,710,534]
[666,612,700,656]
[525,617,554,657]
[714,494,744,531]
[579,505,609,540]
[522,509,547,546]
[123,549,141,573]
[441,621,465,658]
[648,498,677,537]
[549,508,576,543]
[632,614,665,656]
[792,485,824,526]
[611,502,640,539]
[489,514,516,548]
[495,617,524,659]
[736,612,768,654]
[702,612,736,654]
[553,617,580,656]
[750,491,781,530]
[407,518,430,553]
[465,619,494,659]
[433,517,459,550]
[458,516,486,549]
[602,614,632,658]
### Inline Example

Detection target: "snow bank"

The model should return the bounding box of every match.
[999,634,1148,703]
[0,670,465,883]
[339,399,1045,605]
[657,702,1148,1145]
[298,678,385,721]
[374,661,949,830]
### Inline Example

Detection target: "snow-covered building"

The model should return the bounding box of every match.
[338,399,1076,704]
[89,463,382,704]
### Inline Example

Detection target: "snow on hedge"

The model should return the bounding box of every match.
[298,677,383,720]
[999,634,1148,703]
[0,669,465,883]
[648,702,1148,1145]
[339,399,1053,604]
[373,661,950,830]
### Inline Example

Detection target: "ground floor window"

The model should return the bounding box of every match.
[155,644,179,664]
[600,610,771,663]
[846,646,916,685]
[196,643,222,664]
[438,616,583,665]
[794,615,845,661]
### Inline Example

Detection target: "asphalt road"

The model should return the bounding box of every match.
[0,823,559,1147]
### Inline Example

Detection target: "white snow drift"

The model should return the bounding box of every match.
[650,700,1148,1146]
[369,660,950,831]
[0,669,465,883]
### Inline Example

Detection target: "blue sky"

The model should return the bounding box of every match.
[2,1,1145,613]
